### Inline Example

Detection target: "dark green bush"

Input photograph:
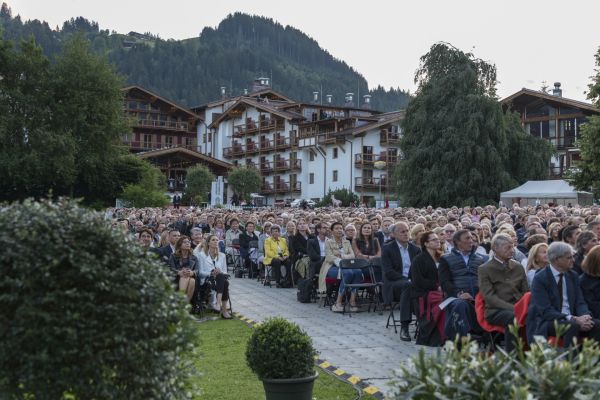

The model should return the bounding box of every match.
[246,317,317,380]
[0,199,199,399]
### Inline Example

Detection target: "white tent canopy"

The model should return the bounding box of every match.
[500,180,593,206]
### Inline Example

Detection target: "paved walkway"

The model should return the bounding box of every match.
[229,276,433,398]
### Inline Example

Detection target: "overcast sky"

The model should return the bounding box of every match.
[7,0,600,102]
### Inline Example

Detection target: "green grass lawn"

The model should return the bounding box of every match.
[193,317,378,400]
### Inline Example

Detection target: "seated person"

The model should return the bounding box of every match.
[224,218,242,268]
[381,222,421,341]
[290,219,312,278]
[239,221,260,275]
[580,245,600,319]
[478,234,528,352]
[352,221,382,281]
[307,223,328,278]
[264,225,292,287]
[410,231,446,345]
[167,235,200,303]
[319,222,359,313]
[197,234,232,319]
[527,242,600,346]
[438,229,488,340]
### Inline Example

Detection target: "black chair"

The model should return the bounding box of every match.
[338,258,380,315]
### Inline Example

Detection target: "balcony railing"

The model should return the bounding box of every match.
[354,176,390,190]
[272,159,302,172]
[135,119,192,132]
[272,181,302,193]
[223,141,259,158]
[380,129,401,145]
[274,137,292,150]
[233,119,283,137]
[261,183,274,194]
[260,139,275,152]
[260,162,273,173]
[354,153,400,167]
[123,140,197,152]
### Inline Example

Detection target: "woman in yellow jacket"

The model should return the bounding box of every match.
[264,225,292,287]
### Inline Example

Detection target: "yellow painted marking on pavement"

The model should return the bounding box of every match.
[319,361,331,368]
[364,386,380,395]
[347,375,361,384]
[333,369,345,376]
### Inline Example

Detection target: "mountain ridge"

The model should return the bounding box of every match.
[0,4,410,111]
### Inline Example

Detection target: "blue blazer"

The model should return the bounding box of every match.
[526,266,590,343]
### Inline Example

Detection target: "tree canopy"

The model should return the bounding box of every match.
[568,46,600,198]
[0,33,142,206]
[227,167,261,202]
[185,165,215,203]
[394,43,552,207]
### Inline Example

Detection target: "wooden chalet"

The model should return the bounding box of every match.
[501,83,600,178]
[122,86,232,192]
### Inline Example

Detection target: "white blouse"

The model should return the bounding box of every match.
[194,249,228,280]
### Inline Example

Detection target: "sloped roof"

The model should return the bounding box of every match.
[122,86,201,120]
[500,180,590,199]
[208,97,304,128]
[193,88,296,110]
[137,146,233,170]
[352,110,405,136]
[501,88,600,114]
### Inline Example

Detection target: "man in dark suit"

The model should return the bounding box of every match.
[527,241,600,346]
[479,233,528,351]
[157,229,180,265]
[307,223,328,278]
[438,229,488,340]
[381,222,421,341]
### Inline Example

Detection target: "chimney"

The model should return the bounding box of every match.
[326,94,332,104]
[362,94,372,109]
[312,91,319,104]
[251,77,271,92]
[220,86,227,99]
[552,82,562,97]
[344,92,354,107]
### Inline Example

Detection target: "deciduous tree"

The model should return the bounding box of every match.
[227,167,261,202]
[394,43,551,207]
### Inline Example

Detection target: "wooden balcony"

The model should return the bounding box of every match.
[380,129,401,145]
[272,159,302,173]
[317,132,345,145]
[273,181,302,193]
[354,153,399,168]
[124,140,196,152]
[260,162,273,173]
[355,177,390,190]
[274,136,295,150]
[135,119,192,133]
[233,119,283,137]
[223,141,259,158]
[260,139,275,152]
[261,182,274,194]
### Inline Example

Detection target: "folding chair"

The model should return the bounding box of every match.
[227,239,244,277]
[475,292,505,351]
[246,240,259,279]
[339,258,380,316]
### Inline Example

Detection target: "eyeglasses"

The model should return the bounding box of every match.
[428,238,441,242]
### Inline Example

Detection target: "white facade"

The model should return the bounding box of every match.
[195,89,403,206]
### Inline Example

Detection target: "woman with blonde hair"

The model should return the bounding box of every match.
[410,223,425,245]
[197,234,231,319]
[525,242,549,286]
[547,222,562,244]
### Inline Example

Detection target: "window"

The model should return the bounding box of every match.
[333,148,338,159]
[143,134,152,148]
[165,136,173,147]
[309,151,315,161]
[333,170,338,182]
[309,173,314,184]
[186,137,193,147]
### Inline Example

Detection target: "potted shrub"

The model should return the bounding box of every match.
[246,317,318,400]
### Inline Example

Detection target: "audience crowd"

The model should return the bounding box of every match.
[109,202,600,347]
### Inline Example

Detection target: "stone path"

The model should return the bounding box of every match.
[228,276,434,398]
